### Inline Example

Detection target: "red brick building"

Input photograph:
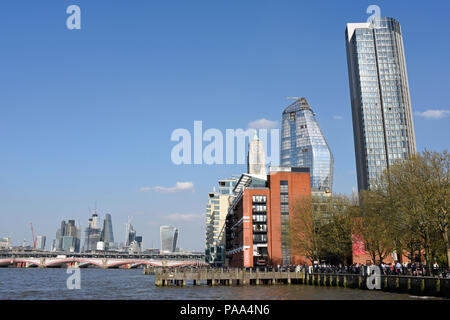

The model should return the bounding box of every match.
[225,167,311,267]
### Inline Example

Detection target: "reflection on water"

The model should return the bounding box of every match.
[0,268,441,300]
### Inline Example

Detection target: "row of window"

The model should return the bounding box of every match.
[253,214,267,223]
[253,234,267,243]
[253,224,267,232]
[252,205,267,212]
[252,195,266,203]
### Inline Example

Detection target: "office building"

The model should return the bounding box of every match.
[124,222,143,253]
[83,212,101,252]
[0,237,11,250]
[205,176,239,266]
[225,166,311,267]
[36,235,46,251]
[281,97,333,195]
[126,224,136,247]
[345,17,416,191]
[100,213,114,249]
[56,220,81,252]
[160,226,178,253]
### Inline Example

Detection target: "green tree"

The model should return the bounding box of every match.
[289,195,323,264]
[289,195,353,265]
[355,189,394,264]
[378,150,449,268]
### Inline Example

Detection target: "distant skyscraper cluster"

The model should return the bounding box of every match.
[54,220,81,253]
[345,17,416,191]
[126,221,143,253]
[80,211,116,252]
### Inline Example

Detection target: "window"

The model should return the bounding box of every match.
[289,112,295,121]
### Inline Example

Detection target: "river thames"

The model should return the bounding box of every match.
[0,268,444,300]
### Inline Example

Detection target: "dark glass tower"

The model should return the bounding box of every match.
[280,97,334,194]
[100,213,114,246]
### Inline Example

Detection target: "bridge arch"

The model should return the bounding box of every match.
[13,258,40,267]
[106,260,160,269]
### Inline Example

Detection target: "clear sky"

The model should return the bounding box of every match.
[0,0,449,251]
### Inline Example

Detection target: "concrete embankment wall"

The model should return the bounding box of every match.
[148,267,450,298]
[305,273,450,298]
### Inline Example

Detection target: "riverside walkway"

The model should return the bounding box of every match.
[144,267,450,298]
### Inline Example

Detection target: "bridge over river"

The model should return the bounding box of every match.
[0,251,206,269]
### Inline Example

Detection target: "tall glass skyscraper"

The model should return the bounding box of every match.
[83,212,101,252]
[345,17,416,191]
[281,97,334,194]
[100,213,114,247]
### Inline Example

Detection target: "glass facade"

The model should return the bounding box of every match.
[56,220,81,252]
[160,226,178,253]
[280,98,334,193]
[346,18,416,191]
[100,213,114,247]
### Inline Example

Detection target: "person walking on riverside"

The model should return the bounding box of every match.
[395,261,402,275]
[433,262,439,276]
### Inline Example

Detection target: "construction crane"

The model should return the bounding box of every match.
[30,223,37,250]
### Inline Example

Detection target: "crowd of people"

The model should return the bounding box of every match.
[289,261,450,278]
[173,261,450,278]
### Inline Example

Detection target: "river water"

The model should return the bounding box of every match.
[0,268,441,300]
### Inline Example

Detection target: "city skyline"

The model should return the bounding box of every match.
[0,1,449,251]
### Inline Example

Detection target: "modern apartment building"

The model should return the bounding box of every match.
[225,167,311,267]
[345,17,416,191]
[205,176,239,266]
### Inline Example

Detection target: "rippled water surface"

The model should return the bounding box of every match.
[0,268,441,300]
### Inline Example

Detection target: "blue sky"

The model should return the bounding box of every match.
[0,0,449,251]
